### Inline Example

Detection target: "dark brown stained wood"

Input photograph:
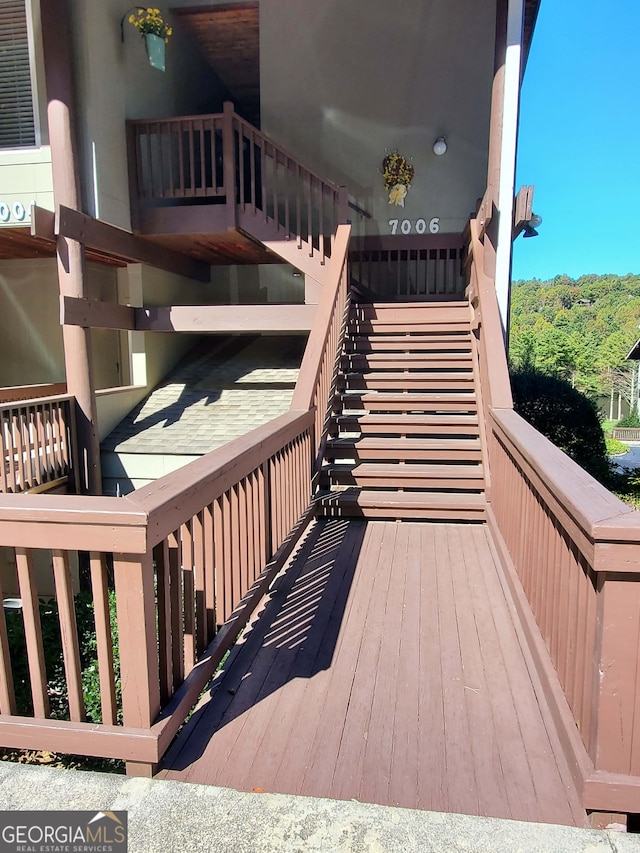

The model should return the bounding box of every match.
[56,206,210,281]
[159,519,586,826]
[172,4,260,123]
[60,296,135,330]
[135,304,315,334]
[135,217,282,265]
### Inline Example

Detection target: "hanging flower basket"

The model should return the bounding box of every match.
[145,32,166,71]
[128,7,173,72]
[382,150,415,207]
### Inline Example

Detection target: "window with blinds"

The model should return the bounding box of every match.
[0,0,36,148]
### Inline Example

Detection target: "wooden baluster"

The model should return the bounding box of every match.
[168,534,184,687]
[15,548,49,718]
[188,119,196,196]
[0,413,9,492]
[213,497,225,626]
[155,540,172,704]
[52,550,85,721]
[222,489,233,621]
[193,511,206,654]
[203,504,215,644]
[89,552,117,725]
[181,521,196,676]
[0,569,16,713]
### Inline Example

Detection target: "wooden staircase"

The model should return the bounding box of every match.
[317,301,486,521]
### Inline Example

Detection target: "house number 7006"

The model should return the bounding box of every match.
[388,217,440,235]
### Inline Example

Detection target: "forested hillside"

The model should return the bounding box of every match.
[509,273,640,403]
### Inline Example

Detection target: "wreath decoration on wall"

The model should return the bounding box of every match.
[382,150,415,207]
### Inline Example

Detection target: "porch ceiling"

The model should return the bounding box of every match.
[143,231,281,265]
[171,2,260,123]
[0,227,125,266]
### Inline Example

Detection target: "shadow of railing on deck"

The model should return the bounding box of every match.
[163,518,365,772]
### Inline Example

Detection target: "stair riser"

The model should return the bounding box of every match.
[322,475,484,490]
[348,323,471,335]
[346,340,472,354]
[341,357,473,370]
[333,425,480,438]
[325,449,482,463]
[341,377,474,391]
[341,399,478,413]
[319,505,486,521]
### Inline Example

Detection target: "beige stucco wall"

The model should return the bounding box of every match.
[260,0,496,236]
[69,0,227,231]
[0,148,54,228]
[0,258,63,386]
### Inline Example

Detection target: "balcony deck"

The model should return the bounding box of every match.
[159,518,587,827]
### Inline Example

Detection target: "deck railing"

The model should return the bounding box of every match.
[0,220,350,775]
[128,102,348,266]
[291,224,350,464]
[1,394,76,493]
[468,216,640,814]
[0,410,314,772]
[349,234,466,301]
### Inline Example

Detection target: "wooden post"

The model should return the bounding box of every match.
[591,572,640,775]
[113,552,160,777]
[223,101,237,230]
[40,0,101,494]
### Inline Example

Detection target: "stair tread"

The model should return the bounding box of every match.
[325,462,484,477]
[319,489,486,508]
[336,413,479,424]
[328,437,481,449]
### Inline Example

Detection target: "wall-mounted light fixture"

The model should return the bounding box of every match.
[523,212,542,238]
[433,137,447,156]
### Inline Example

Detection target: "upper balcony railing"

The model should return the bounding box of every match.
[127,103,348,268]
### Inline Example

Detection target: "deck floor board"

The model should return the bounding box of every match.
[159,518,586,826]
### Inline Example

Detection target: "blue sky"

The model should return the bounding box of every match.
[512,0,640,282]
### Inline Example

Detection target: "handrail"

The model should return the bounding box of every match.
[291,224,350,462]
[468,209,640,812]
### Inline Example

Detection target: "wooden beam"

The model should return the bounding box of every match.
[56,205,211,282]
[60,295,136,330]
[512,185,534,239]
[30,205,56,241]
[135,303,316,333]
[476,187,495,240]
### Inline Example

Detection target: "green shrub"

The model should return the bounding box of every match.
[510,367,612,484]
[5,590,121,724]
[617,411,640,428]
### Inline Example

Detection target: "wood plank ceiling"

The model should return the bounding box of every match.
[171,2,260,125]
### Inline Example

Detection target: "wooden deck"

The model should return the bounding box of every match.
[159,518,587,827]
